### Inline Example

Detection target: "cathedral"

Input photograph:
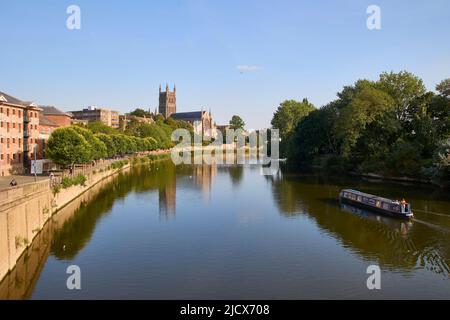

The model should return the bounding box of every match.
[158,84,216,138]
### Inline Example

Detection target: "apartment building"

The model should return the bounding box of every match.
[70,106,120,129]
[0,91,41,176]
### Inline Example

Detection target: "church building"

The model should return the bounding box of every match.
[158,84,216,138]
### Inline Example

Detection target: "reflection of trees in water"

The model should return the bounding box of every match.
[267,170,450,278]
[51,161,223,259]
[51,162,179,259]
[227,165,244,186]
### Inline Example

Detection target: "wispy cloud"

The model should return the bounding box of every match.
[237,65,264,73]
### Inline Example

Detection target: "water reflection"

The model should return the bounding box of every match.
[267,167,450,278]
[1,160,449,299]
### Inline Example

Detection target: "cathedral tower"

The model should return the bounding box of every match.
[158,84,176,118]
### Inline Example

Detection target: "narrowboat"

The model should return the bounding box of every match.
[339,189,413,219]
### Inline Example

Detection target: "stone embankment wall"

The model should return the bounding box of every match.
[0,163,131,282]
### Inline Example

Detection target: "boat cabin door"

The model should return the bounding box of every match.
[401,203,411,214]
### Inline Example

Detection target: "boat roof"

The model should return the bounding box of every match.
[341,189,400,204]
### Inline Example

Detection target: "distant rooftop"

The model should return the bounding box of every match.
[171,111,205,120]
[40,105,72,117]
[39,114,59,127]
[0,91,38,108]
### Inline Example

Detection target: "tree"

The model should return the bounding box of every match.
[46,127,91,166]
[335,86,398,169]
[292,102,339,162]
[72,126,107,160]
[377,71,426,121]
[229,115,245,130]
[436,78,450,97]
[96,133,117,158]
[271,99,315,139]
[87,120,117,134]
[129,108,151,118]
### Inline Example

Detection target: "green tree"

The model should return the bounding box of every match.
[436,78,450,97]
[72,126,107,160]
[271,99,315,139]
[87,120,117,134]
[47,127,91,166]
[377,71,426,121]
[292,102,339,162]
[129,108,151,118]
[229,115,245,130]
[96,133,117,158]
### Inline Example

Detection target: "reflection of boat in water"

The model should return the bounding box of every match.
[339,189,413,219]
[340,203,414,235]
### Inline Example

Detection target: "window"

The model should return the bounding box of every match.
[0,154,3,160]
[12,123,15,129]
[12,109,15,115]
[6,108,9,116]
[6,154,10,163]
[0,122,2,128]
[12,138,15,144]
[18,110,21,117]
[6,123,9,132]
[7,138,10,148]
[0,107,2,113]
[13,154,16,161]
[18,138,21,147]
[18,124,21,132]
[0,138,3,143]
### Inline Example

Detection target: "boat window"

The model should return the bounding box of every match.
[382,203,390,210]
[376,201,381,208]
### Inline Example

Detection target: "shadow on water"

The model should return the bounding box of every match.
[267,166,450,278]
[0,161,185,299]
[1,160,449,299]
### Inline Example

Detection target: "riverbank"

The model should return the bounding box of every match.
[0,150,171,282]
[297,162,449,188]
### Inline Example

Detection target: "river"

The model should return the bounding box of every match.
[1,160,449,299]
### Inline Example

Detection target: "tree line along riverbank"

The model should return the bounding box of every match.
[271,71,450,187]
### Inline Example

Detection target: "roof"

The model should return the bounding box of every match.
[39,115,59,127]
[341,189,398,204]
[170,111,204,120]
[39,105,72,117]
[0,91,39,108]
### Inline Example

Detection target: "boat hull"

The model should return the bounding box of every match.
[340,197,413,219]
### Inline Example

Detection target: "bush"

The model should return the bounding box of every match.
[61,174,87,189]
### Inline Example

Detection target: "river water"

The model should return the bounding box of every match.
[1,160,449,299]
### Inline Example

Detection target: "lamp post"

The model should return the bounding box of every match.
[33,144,37,182]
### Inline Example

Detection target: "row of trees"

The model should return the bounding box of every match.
[271,71,450,184]
[47,114,193,166]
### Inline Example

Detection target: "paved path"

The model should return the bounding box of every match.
[0,175,48,190]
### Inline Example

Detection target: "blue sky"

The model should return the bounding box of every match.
[1,0,449,128]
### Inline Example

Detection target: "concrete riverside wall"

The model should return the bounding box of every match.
[0,163,131,283]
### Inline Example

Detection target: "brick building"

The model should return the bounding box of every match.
[0,91,41,176]
[70,106,119,129]
[40,106,72,127]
